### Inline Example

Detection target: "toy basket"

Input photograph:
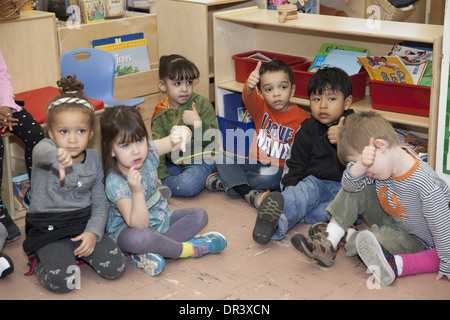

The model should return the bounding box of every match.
[0,0,28,20]
[371,0,416,21]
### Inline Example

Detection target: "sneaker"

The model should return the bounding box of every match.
[253,191,283,244]
[308,222,358,246]
[244,189,269,209]
[0,253,14,279]
[205,173,223,191]
[0,206,20,242]
[157,183,172,200]
[308,222,328,237]
[131,253,165,276]
[291,232,338,267]
[188,232,227,257]
[355,230,397,286]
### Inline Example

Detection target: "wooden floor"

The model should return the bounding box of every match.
[1,189,449,301]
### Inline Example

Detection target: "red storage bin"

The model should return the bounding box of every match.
[368,80,430,117]
[292,62,368,101]
[233,50,306,83]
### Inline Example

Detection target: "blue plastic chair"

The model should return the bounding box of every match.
[60,48,145,107]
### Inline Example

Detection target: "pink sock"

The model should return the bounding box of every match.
[397,249,440,277]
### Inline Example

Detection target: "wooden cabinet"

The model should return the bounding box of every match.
[213,7,443,167]
[156,0,265,101]
[58,13,162,125]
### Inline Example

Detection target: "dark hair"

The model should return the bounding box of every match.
[307,67,352,99]
[46,75,95,130]
[100,106,149,178]
[159,54,200,81]
[257,58,294,90]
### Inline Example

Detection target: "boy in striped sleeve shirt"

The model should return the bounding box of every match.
[292,111,450,285]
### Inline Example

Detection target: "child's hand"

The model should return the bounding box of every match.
[361,138,377,168]
[327,116,345,144]
[127,164,143,193]
[245,61,262,93]
[182,102,202,128]
[71,232,97,258]
[0,106,18,133]
[170,125,192,152]
[57,148,73,181]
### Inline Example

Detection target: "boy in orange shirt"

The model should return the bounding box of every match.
[207,59,310,208]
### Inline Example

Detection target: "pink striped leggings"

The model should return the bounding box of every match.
[117,207,208,259]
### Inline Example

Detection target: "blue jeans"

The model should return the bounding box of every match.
[272,175,341,240]
[216,153,283,197]
[162,160,216,197]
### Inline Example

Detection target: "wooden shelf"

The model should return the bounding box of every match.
[156,0,264,100]
[213,7,443,167]
[218,81,430,129]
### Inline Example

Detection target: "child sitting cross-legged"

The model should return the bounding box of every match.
[252,67,354,244]
[208,59,310,208]
[292,111,450,285]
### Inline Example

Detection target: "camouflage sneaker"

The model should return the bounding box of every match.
[244,189,270,209]
[291,232,338,267]
[308,222,328,237]
[308,222,358,246]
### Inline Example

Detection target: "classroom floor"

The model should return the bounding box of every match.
[1,189,449,301]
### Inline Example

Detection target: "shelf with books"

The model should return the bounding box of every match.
[213,7,443,167]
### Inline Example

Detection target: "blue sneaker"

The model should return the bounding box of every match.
[131,253,165,276]
[188,232,227,258]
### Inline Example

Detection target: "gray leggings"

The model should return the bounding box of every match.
[35,236,126,294]
[117,207,208,259]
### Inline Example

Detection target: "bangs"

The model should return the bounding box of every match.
[167,60,199,81]
[115,125,147,145]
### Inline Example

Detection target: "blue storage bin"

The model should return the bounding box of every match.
[217,116,255,158]
[223,92,247,121]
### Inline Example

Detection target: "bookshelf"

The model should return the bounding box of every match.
[156,0,265,101]
[213,7,443,167]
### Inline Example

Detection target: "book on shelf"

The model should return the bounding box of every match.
[245,52,272,63]
[395,128,428,162]
[78,0,105,24]
[357,55,415,85]
[308,43,369,73]
[387,44,433,66]
[321,49,368,76]
[418,60,432,87]
[387,44,432,87]
[92,33,151,77]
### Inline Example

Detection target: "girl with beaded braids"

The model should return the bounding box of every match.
[22,75,126,294]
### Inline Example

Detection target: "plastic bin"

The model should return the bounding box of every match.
[223,92,247,121]
[233,50,307,83]
[291,61,368,101]
[368,80,430,117]
[217,116,255,158]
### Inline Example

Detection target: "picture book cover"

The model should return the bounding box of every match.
[387,44,433,66]
[93,37,151,77]
[357,55,414,85]
[92,32,144,48]
[308,43,369,72]
[322,49,367,76]
[79,0,105,23]
[418,60,432,87]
